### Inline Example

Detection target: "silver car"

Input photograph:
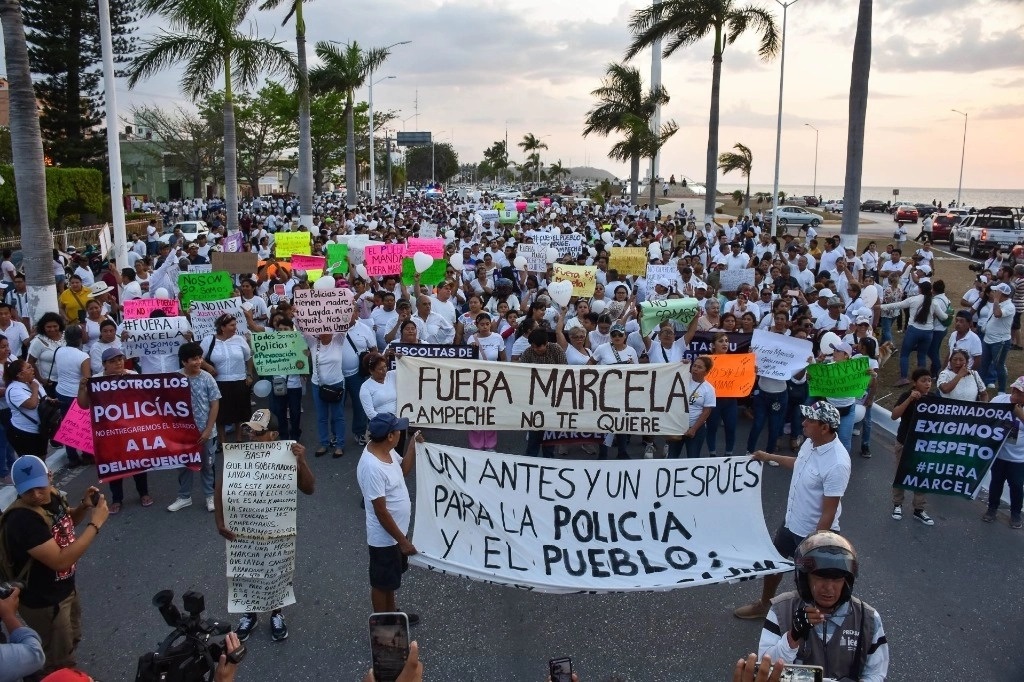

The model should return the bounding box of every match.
[766,206,821,227]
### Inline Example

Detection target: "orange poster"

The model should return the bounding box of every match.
[705,353,756,398]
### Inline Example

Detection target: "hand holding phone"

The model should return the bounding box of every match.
[548,657,573,682]
[369,612,410,682]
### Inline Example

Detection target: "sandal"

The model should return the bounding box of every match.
[332,448,344,459]
[109,502,122,515]
[315,447,328,457]
[141,495,154,507]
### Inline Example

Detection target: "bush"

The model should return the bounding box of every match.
[0,166,105,228]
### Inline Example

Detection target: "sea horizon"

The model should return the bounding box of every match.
[738,184,1024,209]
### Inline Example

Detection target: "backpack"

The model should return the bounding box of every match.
[0,492,56,585]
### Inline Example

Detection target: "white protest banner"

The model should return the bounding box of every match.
[719,268,755,292]
[751,329,813,380]
[188,298,244,341]
[123,316,191,358]
[550,233,583,258]
[292,288,354,334]
[396,356,690,435]
[409,443,792,593]
[517,244,547,272]
[223,440,299,613]
[418,223,438,239]
[645,264,678,286]
[476,210,499,226]
[639,298,700,336]
[532,233,554,249]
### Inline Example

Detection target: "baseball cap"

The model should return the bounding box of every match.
[101,347,125,362]
[994,282,1012,296]
[13,455,49,495]
[610,323,627,335]
[242,409,279,433]
[827,296,842,307]
[833,341,854,355]
[1011,377,1024,393]
[818,288,834,298]
[368,413,409,439]
[855,315,872,325]
[800,400,841,429]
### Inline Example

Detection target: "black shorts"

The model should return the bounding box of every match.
[368,544,408,592]
[772,525,805,560]
[1013,312,1022,331]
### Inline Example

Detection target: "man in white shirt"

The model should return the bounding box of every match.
[724,242,750,270]
[0,302,29,354]
[793,255,815,292]
[946,311,983,368]
[411,296,455,344]
[370,291,399,349]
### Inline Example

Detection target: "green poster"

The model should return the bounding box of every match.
[401,257,447,287]
[326,243,349,275]
[806,357,871,398]
[250,331,309,376]
[178,271,234,308]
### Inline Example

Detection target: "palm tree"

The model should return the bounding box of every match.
[718,142,753,216]
[583,63,671,205]
[130,0,296,232]
[547,160,569,185]
[626,0,778,224]
[0,0,56,314]
[518,133,548,183]
[840,0,872,248]
[309,41,390,208]
[260,0,314,229]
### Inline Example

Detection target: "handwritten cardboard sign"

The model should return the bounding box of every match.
[222,231,244,253]
[123,316,191,358]
[751,329,813,381]
[639,298,701,336]
[364,244,406,277]
[401,258,447,287]
[807,356,871,398]
[189,298,245,341]
[251,331,309,376]
[517,243,548,272]
[290,254,326,281]
[705,352,756,398]
[212,251,259,275]
[292,288,355,334]
[54,399,95,454]
[552,264,597,297]
[550,233,584,258]
[275,231,310,257]
[406,238,445,259]
[609,247,647,277]
[719,268,756,293]
[122,298,180,320]
[325,243,349,275]
[178,271,233,308]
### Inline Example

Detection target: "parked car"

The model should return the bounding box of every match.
[766,206,821,227]
[785,196,808,207]
[930,212,961,240]
[860,199,887,212]
[914,203,939,218]
[822,200,844,213]
[894,205,919,223]
[159,220,209,245]
[949,207,1023,257]
[802,196,820,207]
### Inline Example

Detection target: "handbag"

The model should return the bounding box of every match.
[9,383,62,441]
[347,334,370,378]
[318,384,344,403]
[42,347,60,398]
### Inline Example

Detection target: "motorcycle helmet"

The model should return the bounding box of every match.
[793,531,858,607]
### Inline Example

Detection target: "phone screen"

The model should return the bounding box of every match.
[549,657,573,682]
[369,612,410,682]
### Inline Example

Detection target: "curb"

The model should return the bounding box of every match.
[0,447,68,511]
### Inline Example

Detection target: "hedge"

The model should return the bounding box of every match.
[0,166,105,228]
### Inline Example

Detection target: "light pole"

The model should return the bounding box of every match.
[98,0,128,268]
[401,114,416,131]
[432,130,447,185]
[770,0,801,236]
[952,109,967,207]
[804,123,818,199]
[368,74,395,201]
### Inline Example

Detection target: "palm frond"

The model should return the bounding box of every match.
[727,6,779,60]
[127,31,207,90]
[232,36,298,90]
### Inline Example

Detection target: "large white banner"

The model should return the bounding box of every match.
[410,443,791,593]
[396,357,690,435]
[751,329,813,380]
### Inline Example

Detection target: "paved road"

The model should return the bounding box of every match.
[44,397,1022,682]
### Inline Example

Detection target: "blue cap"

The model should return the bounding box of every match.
[13,455,49,495]
[368,413,409,439]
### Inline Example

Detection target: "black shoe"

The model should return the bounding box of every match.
[404,612,420,626]
[860,446,872,459]
[235,614,258,642]
[271,612,288,641]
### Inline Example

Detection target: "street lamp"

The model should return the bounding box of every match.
[804,123,818,199]
[368,74,396,201]
[952,109,967,208]
[770,0,801,236]
[432,130,447,185]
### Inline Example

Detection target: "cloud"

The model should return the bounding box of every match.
[974,103,1022,120]
[876,21,1024,72]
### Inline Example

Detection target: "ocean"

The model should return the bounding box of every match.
[743,184,1024,209]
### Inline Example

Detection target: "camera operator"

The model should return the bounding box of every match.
[0,585,45,682]
[757,532,889,681]
[0,456,108,678]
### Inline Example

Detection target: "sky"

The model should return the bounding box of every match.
[45,0,1024,190]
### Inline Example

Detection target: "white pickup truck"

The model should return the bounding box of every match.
[949,208,1024,258]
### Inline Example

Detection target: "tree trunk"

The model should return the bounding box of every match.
[840,0,872,250]
[344,94,356,207]
[1,0,57,321]
[192,176,202,198]
[629,154,639,205]
[704,27,724,225]
[648,162,657,208]
[222,58,239,232]
[744,173,751,216]
[294,1,314,229]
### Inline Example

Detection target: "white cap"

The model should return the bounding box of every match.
[818,288,834,298]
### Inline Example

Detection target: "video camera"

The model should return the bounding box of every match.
[135,590,243,682]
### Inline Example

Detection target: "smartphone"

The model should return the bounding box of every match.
[369,612,410,682]
[754,663,823,682]
[89,490,100,507]
[548,657,573,682]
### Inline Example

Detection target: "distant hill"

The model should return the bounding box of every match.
[567,166,620,182]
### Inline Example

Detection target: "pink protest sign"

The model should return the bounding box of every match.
[54,399,95,454]
[405,238,445,259]
[123,298,180,319]
[364,244,406,277]
[515,201,527,212]
[291,254,327,272]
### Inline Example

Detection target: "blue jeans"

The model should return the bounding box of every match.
[344,373,369,440]
[858,403,873,452]
[880,317,895,345]
[987,458,1024,516]
[271,387,303,441]
[787,383,809,440]
[836,406,855,455]
[705,398,737,455]
[313,381,346,447]
[985,340,1010,392]
[525,431,554,458]
[928,329,947,377]
[177,436,217,499]
[747,389,788,454]
[899,326,933,378]
[668,424,707,459]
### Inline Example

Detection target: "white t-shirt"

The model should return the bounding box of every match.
[937,368,985,401]
[200,335,252,381]
[990,394,1024,464]
[785,436,851,537]
[947,330,983,368]
[6,379,43,432]
[469,332,504,361]
[684,376,716,428]
[0,321,29,354]
[53,346,90,398]
[357,447,411,547]
[592,343,639,365]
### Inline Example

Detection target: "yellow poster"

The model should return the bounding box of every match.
[552,264,597,297]
[609,247,647,277]
[275,231,311,257]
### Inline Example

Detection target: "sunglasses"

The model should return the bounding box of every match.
[241,425,266,435]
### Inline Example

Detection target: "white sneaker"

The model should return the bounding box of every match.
[206,496,216,512]
[167,497,192,512]
[644,444,655,459]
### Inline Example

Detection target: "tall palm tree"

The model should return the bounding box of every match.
[130,0,296,232]
[840,0,872,248]
[260,0,314,229]
[626,0,778,224]
[547,160,568,185]
[583,63,671,205]
[518,133,548,183]
[718,142,753,216]
[309,41,390,208]
[0,0,55,315]
[619,112,678,207]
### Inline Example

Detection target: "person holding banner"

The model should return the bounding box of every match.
[200,314,255,449]
[703,333,739,458]
[983,377,1024,528]
[889,368,935,525]
[667,356,716,460]
[589,324,638,459]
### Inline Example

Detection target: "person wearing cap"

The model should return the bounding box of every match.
[889,368,936,525]
[978,280,1016,393]
[819,340,866,456]
[876,280,946,387]
[734,399,850,620]
[356,414,424,623]
[0,455,108,675]
[588,323,639,459]
[757,532,889,680]
[216,409,314,643]
[814,296,851,335]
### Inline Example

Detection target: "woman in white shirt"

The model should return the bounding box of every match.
[877,280,946,386]
[861,242,879,281]
[27,312,66,391]
[937,349,987,402]
[200,314,255,447]
[307,330,347,458]
[3,358,48,458]
[589,323,638,460]
[53,325,91,466]
[667,356,716,459]
[359,352,401,454]
[466,315,505,451]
